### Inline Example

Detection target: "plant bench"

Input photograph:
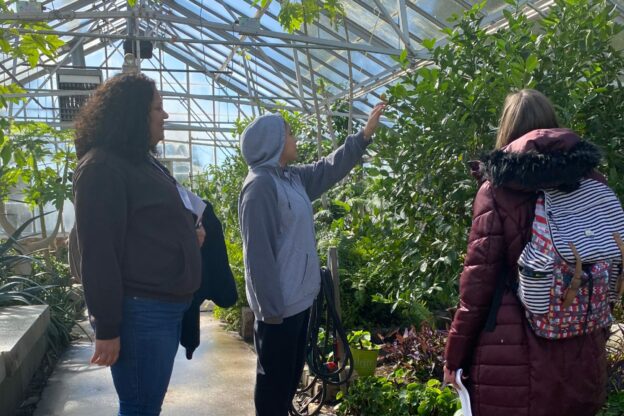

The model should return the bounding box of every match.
[0,305,50,416]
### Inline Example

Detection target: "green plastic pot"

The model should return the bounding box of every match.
[350,347,379,377]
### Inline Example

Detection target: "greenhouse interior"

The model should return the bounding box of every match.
[1,0,624,415]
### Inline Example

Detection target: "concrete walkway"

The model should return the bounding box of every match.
[34,312,256,416]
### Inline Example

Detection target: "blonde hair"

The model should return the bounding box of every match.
[495,89,559,149]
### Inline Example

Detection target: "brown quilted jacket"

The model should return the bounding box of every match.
[445,128,608,416]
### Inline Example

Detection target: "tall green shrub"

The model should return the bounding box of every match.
[371,0,624,314]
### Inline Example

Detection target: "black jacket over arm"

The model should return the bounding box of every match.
[180,201,238,359]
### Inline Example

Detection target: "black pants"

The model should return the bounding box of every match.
[254,308,310,416]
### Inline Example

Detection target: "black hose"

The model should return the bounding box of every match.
[304,267,353,385]
[291,268,353,416]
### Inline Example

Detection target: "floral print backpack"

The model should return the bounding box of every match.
[517,179,624,339]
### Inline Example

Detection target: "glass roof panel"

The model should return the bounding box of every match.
[412,0,465,24]
[407,10,441,39]
[482,0,515,15]
[196,1,231,21]
[347,53,383,81]
[341,3,400,47]
[167,0,205,21]
[309,49,364,85]
[0,0,621,155]
[405,7,446,40]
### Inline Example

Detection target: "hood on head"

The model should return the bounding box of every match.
[240,113,286,169]
[476,128,602,191]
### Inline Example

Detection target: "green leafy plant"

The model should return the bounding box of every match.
[370,0,624,316]
[379,325,447,382]
[347,330,381,351]
[607,328,624,389]
[0,11,71,254]
[336,376,403,416]
[413,379,461,416]
[0,217,84,353]
[253,0,345,34]
[0,0,63,138]
[0,1,63,68]
[0,123,75,244]
[204,0,624,336]
[336,376,460,416]
[599,391,624,416]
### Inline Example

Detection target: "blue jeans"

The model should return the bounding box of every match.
[110,296,189,416]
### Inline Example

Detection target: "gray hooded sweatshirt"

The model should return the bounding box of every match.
[238,113,370,324]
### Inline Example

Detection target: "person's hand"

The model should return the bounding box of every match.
[363,102,386,141]
[443,365,458,389]
[196,224,206,247]
[91,337,120,367]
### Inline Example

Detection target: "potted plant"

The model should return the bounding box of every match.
[347,330,381,377]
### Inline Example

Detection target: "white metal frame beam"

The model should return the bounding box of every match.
[157,22,304,108]
[145,52,236,153]
[223,0,400,108]
[233,0,391,76]
[1,0,414,114]
[0,13,129,84]
[0,9,414,56]
[160,0,385,95]
[371,0,417,55]
[321,0,577,108]
[1,88,367,115]
[159,0,312,102]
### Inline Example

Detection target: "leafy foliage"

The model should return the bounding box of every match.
[347,329,381,351]
[336,376,403,416]
[412,379,461,416]
[378,325,447,383]
[370,0,624,316]
[0,218,83,352]
[253,0,345,34]
[223,0,624,351]
[336,376,460,416]
[0,2,71,242]
[29,256,84,352]
[0,122,75,209]
[0,0,65,165]
[606,318,624,394]
[0,1,63,68]
[599,391,624,416]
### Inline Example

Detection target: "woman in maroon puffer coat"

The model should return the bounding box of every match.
[443,89,608,416]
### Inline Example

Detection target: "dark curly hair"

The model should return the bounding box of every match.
[74,73,157,162]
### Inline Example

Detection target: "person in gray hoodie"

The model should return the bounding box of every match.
[238,103,385,416]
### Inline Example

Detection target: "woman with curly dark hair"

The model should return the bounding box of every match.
[72,73,204,415]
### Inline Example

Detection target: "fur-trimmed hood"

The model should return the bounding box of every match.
[474,128,602,191]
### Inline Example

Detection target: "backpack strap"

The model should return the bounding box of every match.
[483,185,511,333]
[562,243,583,308]
[484,266,508,332]
[614,232,624,296]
